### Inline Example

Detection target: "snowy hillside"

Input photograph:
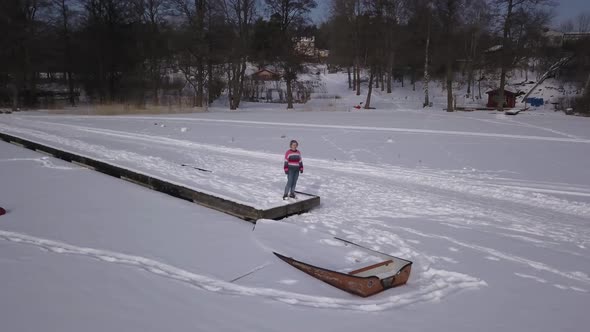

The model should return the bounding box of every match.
[289,67,585,113]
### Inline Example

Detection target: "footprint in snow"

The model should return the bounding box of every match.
[514,272,547,283]
[436,256,458,264]
[278,279,298,285]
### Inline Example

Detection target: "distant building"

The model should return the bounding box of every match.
[543,29,590,48]
[563,32,590,45]
[244,67,316,104]
[317,49,330,58]
[486,89,519,108]
[246,68,283,102]
[251,68,281,81]
[295,37,316,57]
[544,30,565,48]
[294,37,330,60]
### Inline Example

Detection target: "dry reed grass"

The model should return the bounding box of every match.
[48,103,207,115]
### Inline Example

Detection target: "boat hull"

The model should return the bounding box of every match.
[274,252,412,297]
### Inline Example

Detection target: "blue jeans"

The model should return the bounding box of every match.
[284,167,300,196]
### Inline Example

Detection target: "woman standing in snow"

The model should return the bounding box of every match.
[283,140,303,199]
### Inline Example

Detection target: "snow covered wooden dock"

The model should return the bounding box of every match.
[0,131,320,222]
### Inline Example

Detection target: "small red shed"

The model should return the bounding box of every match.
[486,89,517,108]
[251,68,280,81]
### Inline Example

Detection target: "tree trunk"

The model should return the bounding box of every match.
[364,68,374,109]
[466,31,476,99]
[228,67,236,110]
[387,52,393,93]
[228,56,247,110]
[446,35,454,112]
[108,69,116,103]
[375,70,381,89]
[196,61,204,107]
[348,66,352,89]
[153,71,159,106]
[24,47,36,107]
[137,70,147,109]
[447,63,454,112]
[423,11,431,107]
[195,0,206,108]
[98,60,105,103]
[286,77,294,109]
[444,0,456,113]
[11,84,18,112]
[498,66,507,110]
[61,0,75,106]
[151,57,161,106]
[207,60,213,107]
[235,60,248,109]
[352,65,356,90]
[498,0,514,112]
[467,67,473,98]
[478,70,482,99]
[356,58,361,96]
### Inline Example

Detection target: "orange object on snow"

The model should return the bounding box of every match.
[274,251,412,297]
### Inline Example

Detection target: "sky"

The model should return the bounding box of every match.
[310,0,590,25]
[555,0,590,23]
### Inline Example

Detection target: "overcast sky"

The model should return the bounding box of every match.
[310,0,590,25]
[555,0,590,23]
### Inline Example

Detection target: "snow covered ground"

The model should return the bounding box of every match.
[1,86,590,331]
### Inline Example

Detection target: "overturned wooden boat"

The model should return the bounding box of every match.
[274,240,412,297]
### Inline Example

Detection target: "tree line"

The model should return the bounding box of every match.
[0,0,588,113]
[0,0,318,110]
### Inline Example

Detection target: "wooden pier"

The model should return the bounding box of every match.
[0,131,320,222]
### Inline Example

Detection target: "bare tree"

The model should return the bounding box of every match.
[330,0,357,90]
[172,0,211,107]
[50,0,78,106]
[0,0,50,109]
[559,19,574,33]
[354,0,362,96]
[423,0,432,107]
[131,0,172,106]
[435,0,464,112]
[382,0,401,95]
[495,0,552,111]
[576,12,590,32]
[221,0,256,110]
[464,0,490,100]
[265,0,317,109]
[363,0,400,109]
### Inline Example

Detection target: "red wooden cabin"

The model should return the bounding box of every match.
[486,89,517,108]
